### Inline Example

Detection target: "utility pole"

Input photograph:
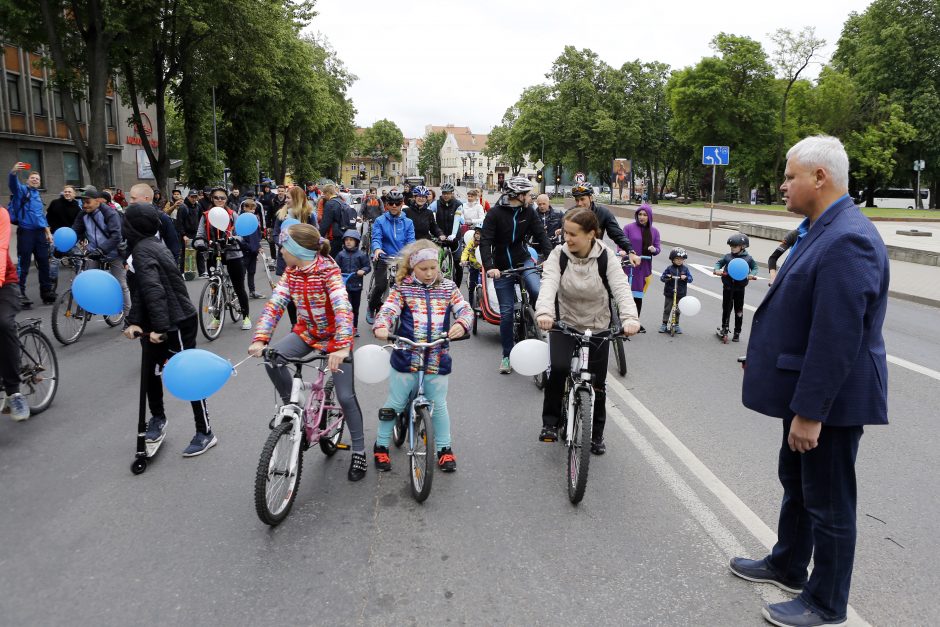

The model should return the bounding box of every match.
[212,86,218,168]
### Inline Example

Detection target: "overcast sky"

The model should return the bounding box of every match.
[304,0,874,139]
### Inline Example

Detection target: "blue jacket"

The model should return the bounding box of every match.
[660,263,693,297]
[742,195,889,426]
[7,171,47,230]
[335,246,371,291]
[72,204,124,261]
[371,211,415,257]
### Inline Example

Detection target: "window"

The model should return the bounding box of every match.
[31,80,45,116]
[6,73,22,112]
[73,98,83,121]
[52,90,63,119]
[18,148,43,179]
[63,152,82,186]
[105,99,114,127]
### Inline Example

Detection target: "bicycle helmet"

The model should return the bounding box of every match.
[411,185,430,197]
[727,233,750,247]
[504,176,534,195]
[668,247,688,260]
[385,189,404,203]
[440,183,455,193]
[571,182,594,197]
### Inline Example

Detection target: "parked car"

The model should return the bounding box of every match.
[663,191,678,199]
[348,188,365,205]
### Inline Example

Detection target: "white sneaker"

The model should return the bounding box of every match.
[241,316,252,330]
[208,318,221,331]
[0,391,6,414]
[8,393,31,422]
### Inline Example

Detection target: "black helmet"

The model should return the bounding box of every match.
[727,233,749,247]
[440,183,455,193]
[385,189,404,203]
[571,183,594,197]
[669,247,688,260]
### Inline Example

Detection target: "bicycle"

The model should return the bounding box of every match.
[197,241,244,341]
[381,333,466,503]
[51,249,125,345]
[501,265,547,389]
[551,321,623,505]
[6,318,59,415]
[366,253,401,323]
[610,255,652,376]
[254,348,349,526]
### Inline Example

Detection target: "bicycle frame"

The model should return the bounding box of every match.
[563,330,596,445]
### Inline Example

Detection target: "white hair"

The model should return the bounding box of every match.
[786,135,849,190]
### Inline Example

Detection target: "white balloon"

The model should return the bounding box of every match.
[208,206,231,231]
[678,295,702,316]
[509,339,550,376]
[463,229,475,246]
[353,344,391,384]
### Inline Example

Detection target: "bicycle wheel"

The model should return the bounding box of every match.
[51,290,88,345]
[104,311,124,327]
[439,249,453,280]
[409,405,435,503]
[567,388,593,505]
[198,280,225,341]
[318,378,346,457]
[226,280,242,323]
[613,337,627,376]
[523,306,547,389]
[259,250,277,290]
[392,407,408,448]
[17,326,59,414]
[254,421,303,526]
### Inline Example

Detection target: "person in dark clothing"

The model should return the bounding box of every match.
[713,233,759,342]
[180,189,203,276]
[768,228,799,285]
[403,186,443,242]
[46,186,83,234]
[122,203,217,457]
[238,198,265,298]
[570,183,639,264]
[658,248,693,334]
[335,229,371,334]
[434,183,464,287]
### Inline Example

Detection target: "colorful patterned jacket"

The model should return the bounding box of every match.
[373,275,473,375]
[253,255,353,353]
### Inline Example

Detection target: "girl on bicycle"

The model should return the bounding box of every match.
[273,186,318,326]
[534,208,640,454]
[372,240,473,473]
[247,224,368,482]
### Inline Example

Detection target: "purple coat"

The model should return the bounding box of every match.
[622,204,661,294]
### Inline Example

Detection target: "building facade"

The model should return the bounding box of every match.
[1,43,164,196]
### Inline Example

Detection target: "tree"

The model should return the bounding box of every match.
[844,96,917,206]
[417,131,446,185]
[359,119,404,179]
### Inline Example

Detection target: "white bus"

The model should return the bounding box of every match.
[872,188,930,209]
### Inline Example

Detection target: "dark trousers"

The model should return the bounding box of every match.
[208,255,249,318]
[368,259,391,313]
[541,331,610,441]
[767,418,863,621]
[141,315,211,434]
[17,228,53,295]
[195,247,207,276]
[663,294,680,323]
[0,285,22,394]
[348,288,362,329]
[243,251,259,292]
[721,287,746,332]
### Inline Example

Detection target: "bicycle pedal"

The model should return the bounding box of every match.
[334,443,350,450]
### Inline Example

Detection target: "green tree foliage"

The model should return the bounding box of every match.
[359,119,404,178]
[417,131,447,184]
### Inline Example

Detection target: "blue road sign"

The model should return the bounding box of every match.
[702,146,730,166]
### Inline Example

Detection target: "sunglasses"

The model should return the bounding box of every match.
[212,196,227,201]
[386,201,403,206]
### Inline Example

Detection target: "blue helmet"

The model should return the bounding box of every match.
[411,185,430,197]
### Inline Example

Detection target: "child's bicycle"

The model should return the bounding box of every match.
[613,255,651,375]
[51,249,125,345]
[253,349,349,526]
[382,333,467,503]
[198,241,245,341]
[550,321,624,505]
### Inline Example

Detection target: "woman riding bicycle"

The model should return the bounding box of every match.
[372,240,473,473]
[248,224,368,482]
[534,208,640,454]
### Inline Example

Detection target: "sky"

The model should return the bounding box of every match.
[304,0,875,139]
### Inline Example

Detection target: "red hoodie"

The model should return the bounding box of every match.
[0,206,19,287]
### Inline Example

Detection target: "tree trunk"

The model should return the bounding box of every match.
[178,71,203,187]
[280,128,289,184]
[121,60,168,195]
[269,126,279,185]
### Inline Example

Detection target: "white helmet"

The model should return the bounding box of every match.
[505,176,535,194]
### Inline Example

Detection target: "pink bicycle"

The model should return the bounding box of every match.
[254,349,348,526]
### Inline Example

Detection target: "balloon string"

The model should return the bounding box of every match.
[230,355,253,375]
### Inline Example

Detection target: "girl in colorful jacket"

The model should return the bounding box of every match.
[248,224,368,482]
[372,240,473,473]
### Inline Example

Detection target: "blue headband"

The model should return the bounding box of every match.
[282,234,317,261]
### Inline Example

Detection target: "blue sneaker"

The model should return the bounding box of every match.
[761,599,846,627]
[365,308,376,325]
[182,431,218,457]
[674,325,682,334]
[729,557,805,594]
[145,414,167,443]
[8,392,30,422]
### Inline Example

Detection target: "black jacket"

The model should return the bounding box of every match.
[535,207,563,240]
[591,201,635,254]
[47,197,82,233]
[480,195,553,271]
[126,236,197,333]
[435,198,463,242]
[404,205,443,242]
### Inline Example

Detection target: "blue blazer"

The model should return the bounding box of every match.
[742,196,889,426]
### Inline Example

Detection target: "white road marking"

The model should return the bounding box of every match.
[605,377,871,626]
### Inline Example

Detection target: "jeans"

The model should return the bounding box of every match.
[263,332,365,452]
[142,315,210,434]
[767,418,863,621]
[86,258,131,317]
[494,261,540,357]
[0,285,21,394]
[16,228,53,295]
[376,370,451,451]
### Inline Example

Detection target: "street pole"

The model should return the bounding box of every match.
[708,164,717,246]
[212,86,218,168]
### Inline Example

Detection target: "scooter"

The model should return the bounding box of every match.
[131,332,167,475]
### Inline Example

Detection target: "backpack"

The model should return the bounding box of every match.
[7,192,24,225]
[338,200,357,231]
[556,247,613,318]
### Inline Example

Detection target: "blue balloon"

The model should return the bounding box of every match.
[53,227,78,253]
[528,246,538,263]
[71,269,123,315]
[727,257,749,281]
[163,349,233,401]
[235,213,259,237]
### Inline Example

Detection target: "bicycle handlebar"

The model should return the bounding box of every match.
[550,320,623,340]
[386,333,469,349]
[499,265,543,276]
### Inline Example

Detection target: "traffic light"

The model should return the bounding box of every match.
[537,170,543,182]
[359,171,367,181]
[555,174,561,184]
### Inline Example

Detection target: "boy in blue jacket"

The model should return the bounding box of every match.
[336,229,371,335]
[713,233,759,342]
[659,247,693,334]
[238,199,265,299]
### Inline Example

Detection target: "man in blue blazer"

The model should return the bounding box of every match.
[731,135,889,627]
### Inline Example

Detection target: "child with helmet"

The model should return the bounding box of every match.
[659,248,694,334]
[713,233,759,342]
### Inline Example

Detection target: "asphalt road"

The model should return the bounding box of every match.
[1,246,938,626]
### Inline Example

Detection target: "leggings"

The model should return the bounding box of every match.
[209,256,249,318]
[542,330,610,442]
[0,285,21,395]
[376,371,452,451]
[348,289,362,330]
[264,333,364,452]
